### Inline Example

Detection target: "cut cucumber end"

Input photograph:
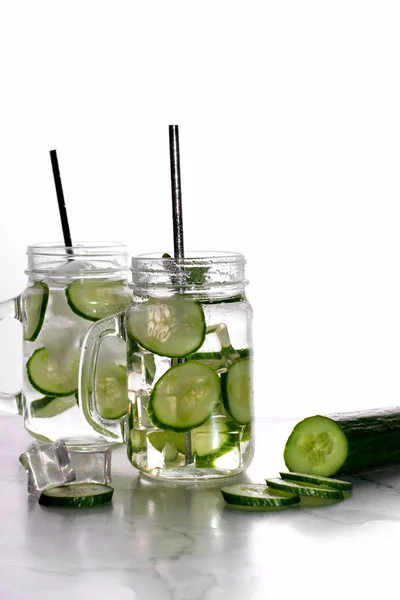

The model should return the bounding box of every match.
[126,297,206,358]
[221,484,300,509]
[39,483,114,508]
[279,471,353,491]
[284,415,348,477]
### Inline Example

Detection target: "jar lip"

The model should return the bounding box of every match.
[27,241,129,257]
[132,251,245,263]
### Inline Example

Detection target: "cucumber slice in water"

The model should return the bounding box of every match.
[222,357,252,425]
[27,347,79,397]
[279,471,353,491]
[127,297,206,358]
[23,281,49,341]
[39,483,114,508]
[65,280,130,322]
[221,484,300,510]
[266,477,344,500]
[147,361,221,432]
[148,431,187,454]
[284,415,349,477]
[96,363,128,419]
[31,395,77,418]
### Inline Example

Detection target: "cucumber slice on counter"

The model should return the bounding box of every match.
[127,297,206,358]
[266,477,344,500]
[23,281,49,341]
[279,471,353,491]
[222,357,252,425]
[27,347,79,397]
[283,415,348,477]
[147,361,221,432]
[220,484,300,510]
[65,280,130,322]
[39,483,114,508]
[31,395,77,418]
[96,363,127,419]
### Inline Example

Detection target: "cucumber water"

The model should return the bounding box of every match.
[127,294,254,480]
[23,278,130,444]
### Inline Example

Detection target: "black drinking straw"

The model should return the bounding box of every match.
[168,125,192,465]
[50,149,73,254]
[169,126,185,259]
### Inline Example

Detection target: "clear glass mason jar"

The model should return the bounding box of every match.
[80,252,254,481]
[0,242,131,449]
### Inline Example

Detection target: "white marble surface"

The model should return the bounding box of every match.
[1,414,400,600]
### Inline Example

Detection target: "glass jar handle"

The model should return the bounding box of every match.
[0,297,23,415]
[79,312,126,443]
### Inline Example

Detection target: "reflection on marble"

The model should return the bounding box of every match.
[1,414,400,599]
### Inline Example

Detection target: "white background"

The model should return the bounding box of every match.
[1,1,400,418]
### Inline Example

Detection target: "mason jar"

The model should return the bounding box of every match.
[0,242,131,449]
[80,251,254,481]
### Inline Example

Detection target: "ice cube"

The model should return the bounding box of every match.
[46,260,98,287]
[19,441,112,496]
[97,335,126,370]
[19,440,76,495]
[199,323,241,373]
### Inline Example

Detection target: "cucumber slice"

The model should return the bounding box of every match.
[222,357,252,425]
[279,471,353,491]
[283,415,349,477]
[27,347,79,397]
[266,477,344,500]
[31,395,77,418]
[96,363,127,419]
[147,362,221,432]
[65,280,130,322]
[127,297,206,358]
[148,431,187,454]
[221,484,300,509]
[23,281,49,341]
[39,483,114,508]
[192,418,238,467]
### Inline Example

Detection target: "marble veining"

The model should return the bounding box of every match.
[1,414,400,600]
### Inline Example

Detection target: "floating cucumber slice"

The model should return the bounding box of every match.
[266,477,344,500]
[27,347,79,397]
[23,281,49,341]
[283,415,349,477]
[96,363,127,419]
[65,280,130,322]
[31,395,77,418]
[147,362,221,432]
[127,297,206,358]
[220,484,300,510]
[39,483,114,508]
[148,431,187,454]
[192,418,235,462]
[279,471,353,491]
[222,357,252,425]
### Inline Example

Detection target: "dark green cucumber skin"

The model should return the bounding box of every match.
[279,472,353,491]
[39,487,113,508]
[330,408,400,475]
